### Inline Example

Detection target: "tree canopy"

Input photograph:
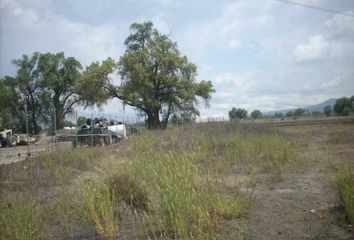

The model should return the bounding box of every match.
[294,108,306,117]
[323,105,332,117]
[0,52,82,133]
[229,107,248,120]
[78,21,214,129]
[334,96,354,116]
[251,109,262,119]
[38,52,82,129]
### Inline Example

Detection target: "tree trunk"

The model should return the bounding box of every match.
[147,110,161,129]
[162,103,172,129]
[28,92,39,134]
[31,109,38,134]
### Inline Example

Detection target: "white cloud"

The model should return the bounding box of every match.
[213,71,256,90]
[293,35,330,62]
[0,0,124,73]
[325,11,354,42]
[320,77,341,88]
[178,1,274,59]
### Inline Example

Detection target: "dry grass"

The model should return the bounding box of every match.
[326,126,354,224]
[0,122,319,239]
[0,194,42,240]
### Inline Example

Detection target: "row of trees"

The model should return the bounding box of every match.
[228,96,354,121]
[0,52,81,134]
[228,108,262,120]
[0,21,214,133]
[333,96,354,116]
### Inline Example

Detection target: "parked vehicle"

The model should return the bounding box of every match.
[0,129,20,147]
[72,118,126,148]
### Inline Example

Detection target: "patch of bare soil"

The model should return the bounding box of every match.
[246,126,353,240]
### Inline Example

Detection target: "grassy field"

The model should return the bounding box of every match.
[0,122,353,239]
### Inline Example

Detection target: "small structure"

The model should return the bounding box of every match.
[72,118,127,148]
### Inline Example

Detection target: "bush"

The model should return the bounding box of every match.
[106,175,149,210]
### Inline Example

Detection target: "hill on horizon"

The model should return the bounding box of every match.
[264,98,336,116]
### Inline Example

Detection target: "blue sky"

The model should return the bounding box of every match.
[1,0,354,120]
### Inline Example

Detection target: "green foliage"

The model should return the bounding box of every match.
[37,52,82,129]
[334,96,354,116]
[76,58,117,107]
[76,116,87,126]
[323,105,332,117]
[78,21,214,129]
[0,81,17,129]
[170,111,196,125]
[286,111,293,117]
[274,112,283,118]
[1,53,42,134]
[251,109,262,119]
[294,108,306,117]
[229,107,248,120]
[0,52,82,132]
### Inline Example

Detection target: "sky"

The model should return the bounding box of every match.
[1,0,354,120]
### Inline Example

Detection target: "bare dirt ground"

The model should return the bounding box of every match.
[0,136,71,165]
[246,125,354,240]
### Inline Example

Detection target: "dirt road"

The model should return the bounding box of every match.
[247,125,353,239]
[0,142,71,165]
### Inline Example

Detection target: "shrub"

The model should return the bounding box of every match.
[106,175,149,210]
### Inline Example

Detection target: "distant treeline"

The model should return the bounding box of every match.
[228,96,354,120]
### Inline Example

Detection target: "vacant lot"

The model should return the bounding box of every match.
[0,122,353,239]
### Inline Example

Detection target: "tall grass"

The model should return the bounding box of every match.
[327,128,354,224]
[74,177,118,238]
[190,131,296,180]
[128,134,251,239]
[0,123,299,239]
[333,167,354,223]
[0,195,42,240]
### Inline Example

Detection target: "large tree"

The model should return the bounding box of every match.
[229,107,248,120]
[78,21,214,129]
[1,53,42,134]
[0,80,19,130]
[334,96,354,116]
[0,52,82,133]
[251,109,262,119]
[323,105,332,117]
[37,52,82,129]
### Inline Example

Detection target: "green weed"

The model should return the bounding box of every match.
[333,167,354,223]
[78,178,118,238]
[0,195,42,240]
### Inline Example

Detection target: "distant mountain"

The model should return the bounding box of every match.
[304,98,336,112]
[264,98,336,116]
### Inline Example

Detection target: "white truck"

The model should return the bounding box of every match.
[0,129,20,147]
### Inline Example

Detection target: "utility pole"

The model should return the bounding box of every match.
[52,102,57,151]
[91,113,94,146]
[24,103,30,157]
